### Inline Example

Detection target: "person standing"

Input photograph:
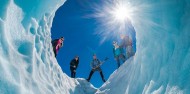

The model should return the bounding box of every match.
[120,18,136,59]
[51,37,64,57]
[113,41,126,68]
[86,54,106,82]
[120,34,134,59]
[70,56,79,78]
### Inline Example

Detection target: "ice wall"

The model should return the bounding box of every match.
[97,0,190,94]
[0,0,97,94]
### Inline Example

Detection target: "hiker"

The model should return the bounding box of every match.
[126,18,136,53]
[113,41,126,68]
[51,37,64,57]
[120,34,134,59]
[70,56,79,78]
[86,54,106,82]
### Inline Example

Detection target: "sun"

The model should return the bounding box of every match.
[90,0,136,43]
[110,1,131,23]
[113,5,128,21]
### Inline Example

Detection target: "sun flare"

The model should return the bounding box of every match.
[113,4,128,21]
[91,0,138,43]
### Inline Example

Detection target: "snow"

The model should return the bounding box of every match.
[0,0,190,94]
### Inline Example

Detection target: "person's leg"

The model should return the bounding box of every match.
[73,70,76,78]
[71,72,74,78]
[87,70,94,81]
[97,68,106,82]
[131,45,135,56]
[127,46,133,59]
[115,56,120,68]
[71,72,72,78]
[120,54,126,63]
[53,49,57,57]
[70,67,74,78]
[70,68,73,78]
[54,54,57,57]
[126,46,130,60]
[100,71,106,82]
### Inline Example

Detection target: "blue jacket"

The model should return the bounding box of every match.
[113,47,123,57]
[91,59,101,69]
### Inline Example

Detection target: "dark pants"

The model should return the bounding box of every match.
[115,54,126,68]
[53,48,57,57]
[87,67,106,82]
[70,67,76,78]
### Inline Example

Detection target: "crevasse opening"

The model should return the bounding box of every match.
[51,0,137,88]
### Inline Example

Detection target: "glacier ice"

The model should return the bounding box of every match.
[97,0,190,94]
[0,0,97,94]
[0,0,190,94]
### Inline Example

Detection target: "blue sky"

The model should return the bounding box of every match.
[51,0,133,87]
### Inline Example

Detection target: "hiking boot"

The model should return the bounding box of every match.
[86,79,90,82]
[102,78,106,82]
